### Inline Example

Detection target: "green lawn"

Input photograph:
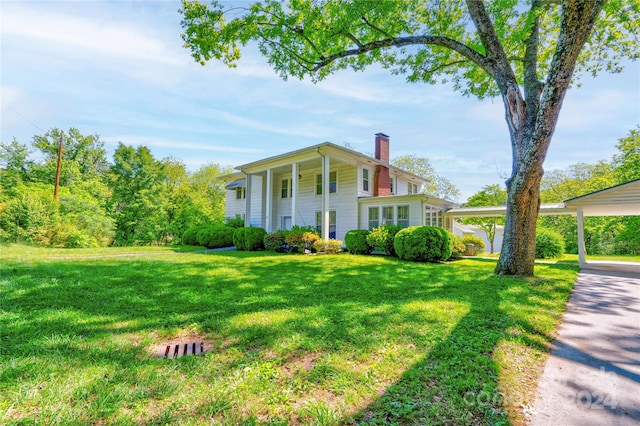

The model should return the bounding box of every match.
[1,245,579,425]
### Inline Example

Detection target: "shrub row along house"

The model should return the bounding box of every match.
[221,133,458,241]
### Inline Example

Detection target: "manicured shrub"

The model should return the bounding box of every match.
[233,227,247,250]
[448,232,466,259]
[462,234,486,253]
[183,226,206,246]
[345,230,373,254]
[366,224,402,256]
[285,226,320,253]
[313,238,344,253]
[225,215,245,228]
[536,228,565,258]
[393,226,451,263]
[196,227,213,247]
[199,225,235,249]
[264,229,289,252]
[244,227,267,251]
[234,227,267,251]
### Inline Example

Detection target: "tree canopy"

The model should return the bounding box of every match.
[0,128,231,247]
[181,0,639,275]
[391,154,461,201]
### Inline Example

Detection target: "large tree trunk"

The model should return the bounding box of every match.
[495,166,543,276]
[491,0,605,276]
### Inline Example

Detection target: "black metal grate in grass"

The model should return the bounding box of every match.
[163,342,204,359]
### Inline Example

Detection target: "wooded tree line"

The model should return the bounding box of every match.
[1,127,637,252]
[0,128,230,247]
[465,128,640,255]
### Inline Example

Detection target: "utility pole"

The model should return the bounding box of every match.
[54,135,63,202]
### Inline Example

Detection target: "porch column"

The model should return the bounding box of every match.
[291,162,298,227]
[322,154,330,240]
[265,168,272,232]
[244,173,252,227]
[576,207,587,268]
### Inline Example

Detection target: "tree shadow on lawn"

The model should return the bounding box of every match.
[2,253,576,424]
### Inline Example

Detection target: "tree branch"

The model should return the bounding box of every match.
[523,1,543,131]
[422,59,469,75]
[311,35,491,74]
[361,15,392,38]
[465,0,517,84]
[342,31,364,48]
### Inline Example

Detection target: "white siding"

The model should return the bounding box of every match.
[249,175,263,228]
[274,173,292,231]
[357,164,374,197]
[263,161,359,241]
[334,163,358,241]
[409,203,422,227]
[225,190,245,219]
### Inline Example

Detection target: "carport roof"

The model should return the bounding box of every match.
[563,178,640,216]
[445,178,640,218]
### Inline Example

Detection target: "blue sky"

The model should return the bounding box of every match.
[2,1,638,201]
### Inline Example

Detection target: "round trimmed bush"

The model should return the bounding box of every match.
[393,226,452,262]
[233,227,248,250]
[461,234,486,253]
[345,230,373,254]
[448,232,466,260]
[367,224,402,256]
[183,226,206,246]
[536,228,565,258]
[234,227,266,251]
[244,227,267,251]
[198,225,235,249]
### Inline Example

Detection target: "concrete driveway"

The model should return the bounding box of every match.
[530,262,640,425]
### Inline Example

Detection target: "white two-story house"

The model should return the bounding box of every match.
[222,133,458,241]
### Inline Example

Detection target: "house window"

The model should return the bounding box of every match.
[235,187,246,200]
[408,182,418,194]
[368,207,379,229]
[316,210,337,238]
[397,205,409,228]
[390,177,395,195]
[382,206,394,225]
[329,171,337,193]
[362,168,370,192]
[281,179,291,198]
[316,171,337,195]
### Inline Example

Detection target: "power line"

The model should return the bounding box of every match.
[1,102,44,134]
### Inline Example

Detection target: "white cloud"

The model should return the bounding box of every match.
[103,135,263,154]
[2,4,183,66]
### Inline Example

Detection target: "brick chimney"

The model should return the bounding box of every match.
[374,132,391,196]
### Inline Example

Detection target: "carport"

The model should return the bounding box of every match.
[564,178,640,267]
[445,178,640,268]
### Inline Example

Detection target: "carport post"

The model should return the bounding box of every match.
[576,207,586,268]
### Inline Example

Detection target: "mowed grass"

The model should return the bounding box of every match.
[1,244,578,425]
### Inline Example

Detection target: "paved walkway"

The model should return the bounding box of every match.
[530,262,640,426]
